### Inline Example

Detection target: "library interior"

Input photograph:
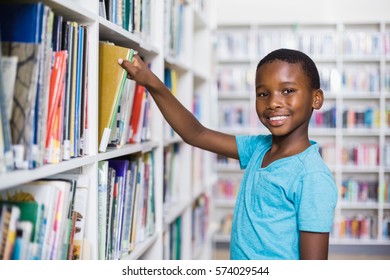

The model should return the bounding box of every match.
[0,0,389,260]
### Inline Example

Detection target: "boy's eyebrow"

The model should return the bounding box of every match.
[255,81,298,89]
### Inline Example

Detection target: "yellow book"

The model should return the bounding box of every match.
[98,42,134,152]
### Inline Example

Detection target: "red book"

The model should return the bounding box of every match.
[128,83,145,144]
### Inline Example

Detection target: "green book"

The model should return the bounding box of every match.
[0,201,42,243]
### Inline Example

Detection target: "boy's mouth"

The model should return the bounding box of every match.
[266,115,289,126]
[269,116,288,121]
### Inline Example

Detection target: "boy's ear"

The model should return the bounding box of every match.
[312,89,324,110]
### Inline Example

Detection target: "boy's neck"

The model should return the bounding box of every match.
[262,133,311,168]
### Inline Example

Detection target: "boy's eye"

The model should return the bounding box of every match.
[256,92,268,98]
[282,88,295,95]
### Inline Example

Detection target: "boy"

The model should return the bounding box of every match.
[118,48,338,260]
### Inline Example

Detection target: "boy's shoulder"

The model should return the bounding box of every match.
[295,143,331,175]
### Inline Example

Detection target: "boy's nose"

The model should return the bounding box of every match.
[266,93,283,109]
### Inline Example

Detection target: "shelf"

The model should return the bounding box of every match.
[164,199,192,225]
[0,0,214,261]
[122,233,159,260]
[0,155,95,190]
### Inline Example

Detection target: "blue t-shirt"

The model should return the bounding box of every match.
[230,134,338,260]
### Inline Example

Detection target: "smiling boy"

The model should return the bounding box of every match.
[119,48,338,259]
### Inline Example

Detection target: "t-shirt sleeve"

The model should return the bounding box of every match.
[236,135,267,169]
[296,172,338,233]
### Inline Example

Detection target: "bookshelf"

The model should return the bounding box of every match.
[212,22,390,258]
[0,0,214,260]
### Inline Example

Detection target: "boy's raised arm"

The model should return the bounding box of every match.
[118,55,239,159]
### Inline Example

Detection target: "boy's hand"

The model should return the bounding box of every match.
[118,54,155,87]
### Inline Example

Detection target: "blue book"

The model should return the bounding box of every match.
[74,25,84,156]
[0,2,44,43]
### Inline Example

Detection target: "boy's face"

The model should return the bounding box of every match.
[255,60,323,138]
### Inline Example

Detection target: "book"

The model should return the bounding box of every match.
[98,42,135,152]
[108,159,129,259]
[108,78,137,148]
[128,83,146,143]
[105,167,116,259]
[12,221,33,260]
[1,205,20,259]
[45,50,68,164]
[79,26,89,156]
[69,22,79,158]
[71,177,89,260]
[31,6,54,169]
[0,50,16,172]
[61,21,74,160]
[0,200,40,260]
[0,2,45,169]
[98,161,109,259]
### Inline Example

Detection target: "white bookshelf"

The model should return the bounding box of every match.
[212,21,390,258]
[0,0,214,260]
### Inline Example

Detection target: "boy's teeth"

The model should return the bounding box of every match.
[269,116,287,121]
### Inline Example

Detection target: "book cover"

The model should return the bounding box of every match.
[98,42,134,152]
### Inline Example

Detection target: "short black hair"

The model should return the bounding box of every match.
[256,48,320,90]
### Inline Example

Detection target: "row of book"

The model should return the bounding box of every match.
[218,102,260,129]
[215,154,240,168]
[342,108,380,129]
[98,42,152,152]
[97,153,155,260]
[342,143,379,167]
[213,177,240,201]
[383,181,390,203]
[217,67,254,93]
[0,2,89,172]
[310,107,337,128]
[332,215,378,240]
[318,143,380,167]
[164,0,187,58]
[342,66,380,92]
[163,143,182,213]
[0,174,89,260]
[217,30,388,59]
[340,179,379,203]
[217,66,384,96]
[191,194,209,257]
[164,67,179,139]
[99,0,152,41]
[383,215,390,240]
[163,216,182,260]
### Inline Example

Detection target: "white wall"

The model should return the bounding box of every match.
[213,0,390,25]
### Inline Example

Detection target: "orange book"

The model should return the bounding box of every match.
[98,42,135,152]
[45,51,67,153]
